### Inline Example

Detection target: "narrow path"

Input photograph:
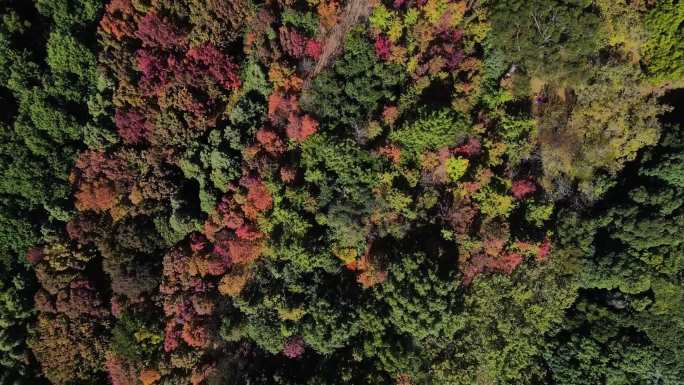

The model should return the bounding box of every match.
[308,0,375,78]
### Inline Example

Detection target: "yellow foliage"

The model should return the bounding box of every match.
[277,306,306,321]
[539,65,663,197]
[595,0,646,60]
[333,247,357,264]
[218,264,252,297]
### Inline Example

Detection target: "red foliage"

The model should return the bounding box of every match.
[305,39,323,60]
[268,92,284,118]
[186,43,241,90]
[110,295,125,318]
[190,233,209,253]
[236,224,263,241]
[115,109,152,144]
[74,150,134,183]
[279,27,306,58]
[106,353,139,385]
[268,92,300,126]
[286,114,318,142]
[54,283,109,319]
[455,137,481,157]
[191,295,215,316]
[283,335,305,358]
[511,178,537,200]
[461,251,525,285]
[163,319,183,353]
[375,35,392,60]
[446,201,479,235]
[135,12,186,49]
[491,252,524,274]
[135,49,170,96]
[537,238,551,261]
[243,177,273,214]
[26,247,44,265]
[256,128,286,155]
[438,29,465,70]
[211,241,231,265]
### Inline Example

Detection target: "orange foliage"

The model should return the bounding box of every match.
[218,264,251,297]
[100,0,138,41]
[181,321,209,348]
[317,0,340,30]
[395,374,412,385]
[256,128,286,155]
[377,145,401,164]
[280,166,297,183]
[286,114,319,141]
[483,237,505,257]
[139,369,161,385]
[382,105,399,125]
[75,182,118,213]
[354,252,387,289]
[268,65,303,92]
[187,254,226,277]
[228,240,263,264]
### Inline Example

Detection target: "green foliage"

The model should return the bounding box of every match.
[524,200,554,227]
[179,127,243,213]
[548,123,684,384]
[35,0,101,29]
[538,65,663,199]
[473,183,516,219]
[389,109,470,163]
[46,31,97,92]
[0,276,36,383]
[432,260,577,385]
[281,8,319,36]
[489,0,601,84]
[642,0,684,85]
[445,157,469,182]
[111,315,162,362]
[0,1,680,384]
[375,251,462,342]
[301,31,406,135]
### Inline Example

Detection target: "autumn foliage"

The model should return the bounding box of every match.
[6,0,680,384]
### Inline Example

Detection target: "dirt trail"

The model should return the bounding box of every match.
[308,0,375,78]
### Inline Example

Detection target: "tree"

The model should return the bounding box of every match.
[546,123,684,384]
[489,0,601,85]
[642,0,684,85]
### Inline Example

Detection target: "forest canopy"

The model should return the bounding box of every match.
[0,0,682,384]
